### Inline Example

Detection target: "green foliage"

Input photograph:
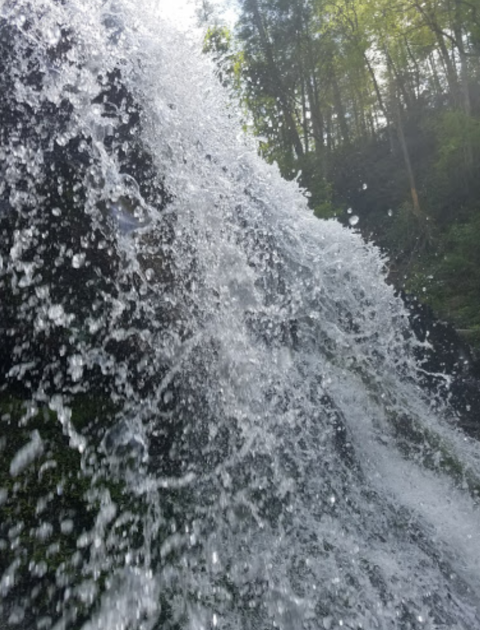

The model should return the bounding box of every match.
[313,199,338,220]
[203,25,232,57]
[309,177,338,219]
[203,25,245,92]
[406,213,480,334]
[390,411,480,498]
[434,110,480,175]
[383,202,429,254]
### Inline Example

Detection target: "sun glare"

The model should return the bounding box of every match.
[159,0,197,30]
[159,0,238,30]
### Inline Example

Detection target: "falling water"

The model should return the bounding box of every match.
[1,2,480,629]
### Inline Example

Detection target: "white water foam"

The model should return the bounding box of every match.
[1,1,480,629]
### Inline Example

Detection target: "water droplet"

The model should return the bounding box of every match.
[362,183,368,190]
[388,209,393,217]
[72,253,86,268]
[60,520,74,535]
[10,431,44,477]
[347,207,353,214]
[48,304,65,324]
[46,26,62,47]
[15,14,26,28]
[348,215,359,227]
[68,355,84,382]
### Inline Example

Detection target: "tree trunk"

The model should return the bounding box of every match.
[386,49,414,112]
[404,36,422,102]
[298,5,326,166]
[387,56,422,217]
[428,54,444,102]
[330,67,349,144]
[247,0,304,158]
[300,76,310,153]
[413,0,458,101]
[453,0,471,116]
[364,54,394,149]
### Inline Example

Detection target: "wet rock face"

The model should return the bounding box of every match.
[0,16,172,397]
[0,18,181,627]
[405,295,480,437]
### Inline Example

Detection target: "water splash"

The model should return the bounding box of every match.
[0,1,480,629]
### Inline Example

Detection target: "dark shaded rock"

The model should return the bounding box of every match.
[404,293,480,438]
[0,14,173,398]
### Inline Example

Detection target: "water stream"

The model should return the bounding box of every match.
[1,2,480,629]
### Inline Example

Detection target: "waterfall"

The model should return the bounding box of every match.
[1,2,480,629]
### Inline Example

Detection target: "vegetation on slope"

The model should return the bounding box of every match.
[203,0,480,350]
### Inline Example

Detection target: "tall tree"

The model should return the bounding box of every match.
[241,0,305,159]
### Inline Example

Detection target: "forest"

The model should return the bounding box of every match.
[203,0,480,352]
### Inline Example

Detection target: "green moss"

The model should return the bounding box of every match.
[352,376,480,500]
[388,411,480,499]
[0,393,134,626]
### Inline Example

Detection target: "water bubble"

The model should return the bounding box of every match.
[8,607,25,625]
[47,304,66,325]
[10,431,44,477]
[348,215,359,227]
[347,207,353,214]
[46,26,62,47]
[18,262,36,287]
[72,253,86,268]
[35,523,54,542]
[68,355,84,382]
[0,488,8,506]
[362,183,368,190]
[60,519,74,535]
[388,209,393,217]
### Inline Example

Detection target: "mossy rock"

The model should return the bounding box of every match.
[0,393,144,627]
